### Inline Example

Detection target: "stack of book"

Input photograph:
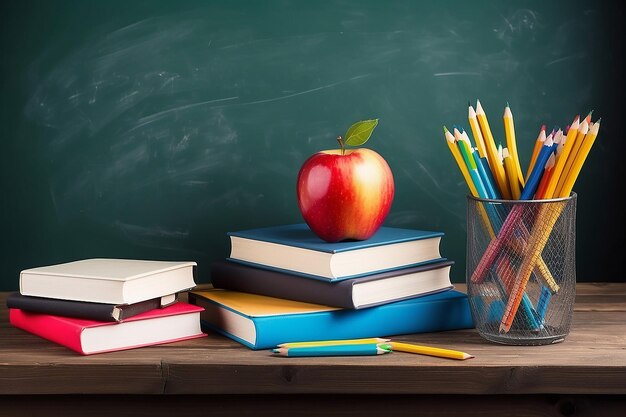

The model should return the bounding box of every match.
[7,258,206,355]
[189,223,474,350]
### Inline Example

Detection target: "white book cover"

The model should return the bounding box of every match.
[20,258,197,304]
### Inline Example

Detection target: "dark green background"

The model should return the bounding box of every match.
[1,0,624,290]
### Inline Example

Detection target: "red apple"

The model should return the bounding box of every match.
[296,147,394,242]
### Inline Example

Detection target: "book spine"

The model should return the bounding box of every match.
[210,261,356,309]
[9,309,86,354]
[7,293,117,322]
[252,294,474,349]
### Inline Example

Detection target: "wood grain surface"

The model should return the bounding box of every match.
[1,283,625,416]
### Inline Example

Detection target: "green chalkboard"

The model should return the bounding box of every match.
[1,0,624,290]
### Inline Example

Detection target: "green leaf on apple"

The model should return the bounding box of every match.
[344,119,379,146]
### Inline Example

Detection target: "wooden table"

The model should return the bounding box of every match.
[1,283,625,417]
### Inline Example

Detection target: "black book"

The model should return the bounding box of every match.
[210,259,454,309]
[6,293,178,322]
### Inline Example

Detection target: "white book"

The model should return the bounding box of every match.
[227,224,444,281]
[20,258,197,304]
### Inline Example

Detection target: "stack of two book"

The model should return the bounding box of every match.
[189,224,474,350]
[8,259,206,355]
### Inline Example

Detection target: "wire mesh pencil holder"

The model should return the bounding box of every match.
[466,193,577,345]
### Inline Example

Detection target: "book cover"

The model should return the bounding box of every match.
[227,223,444,280]
[210,259,455,309]
[188,288,474,350]
[9,302,206,355]
[19,258,197,304]
[6,293,178,322]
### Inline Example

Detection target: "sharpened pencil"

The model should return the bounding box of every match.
[272,343,391,357]
[526,125,546,181]
[503,103,524,187]
[388,341,474,360]
[476,100,512,199]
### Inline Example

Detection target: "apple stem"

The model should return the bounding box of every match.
[337,135,345,155]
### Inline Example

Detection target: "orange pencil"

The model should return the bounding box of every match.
[535,153,555,199]
[525,125,546,181]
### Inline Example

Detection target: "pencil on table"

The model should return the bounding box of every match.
[388,341,474,360]
[272,343,391,357]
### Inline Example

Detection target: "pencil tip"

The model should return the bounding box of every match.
[506,101,510,108]
[468,100,471,107]
[443,125,449,133]
[541,124,546,131]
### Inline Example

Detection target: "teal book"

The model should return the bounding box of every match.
[188,288,474,350]
[227,223,444,281]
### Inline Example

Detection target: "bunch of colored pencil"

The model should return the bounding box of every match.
[272,338,474,360]
[444,100,601,333]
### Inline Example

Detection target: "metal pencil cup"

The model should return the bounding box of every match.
[466,193,577,345]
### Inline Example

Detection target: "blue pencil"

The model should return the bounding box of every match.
[520,135,555,200]
[536,286,552,322]
[272,343,391,357]
[473,151,499,199]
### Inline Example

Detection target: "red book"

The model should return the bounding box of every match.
[10,302,205,355]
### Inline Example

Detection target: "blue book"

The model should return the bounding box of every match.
[188,288,474,350]
[227,224,445,281]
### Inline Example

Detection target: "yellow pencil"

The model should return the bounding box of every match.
[476,100,512,199]
[559,119,600,196]
[542,116,580,199]
[389,341,474,360]
[555,120,589,197]
[468,103,488,158]
[444,126,478,197]
[278,338,391,348]
[502,147,521,199]
[500,119,600,333]
[525,125,547,181]
[503,103,524,187]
